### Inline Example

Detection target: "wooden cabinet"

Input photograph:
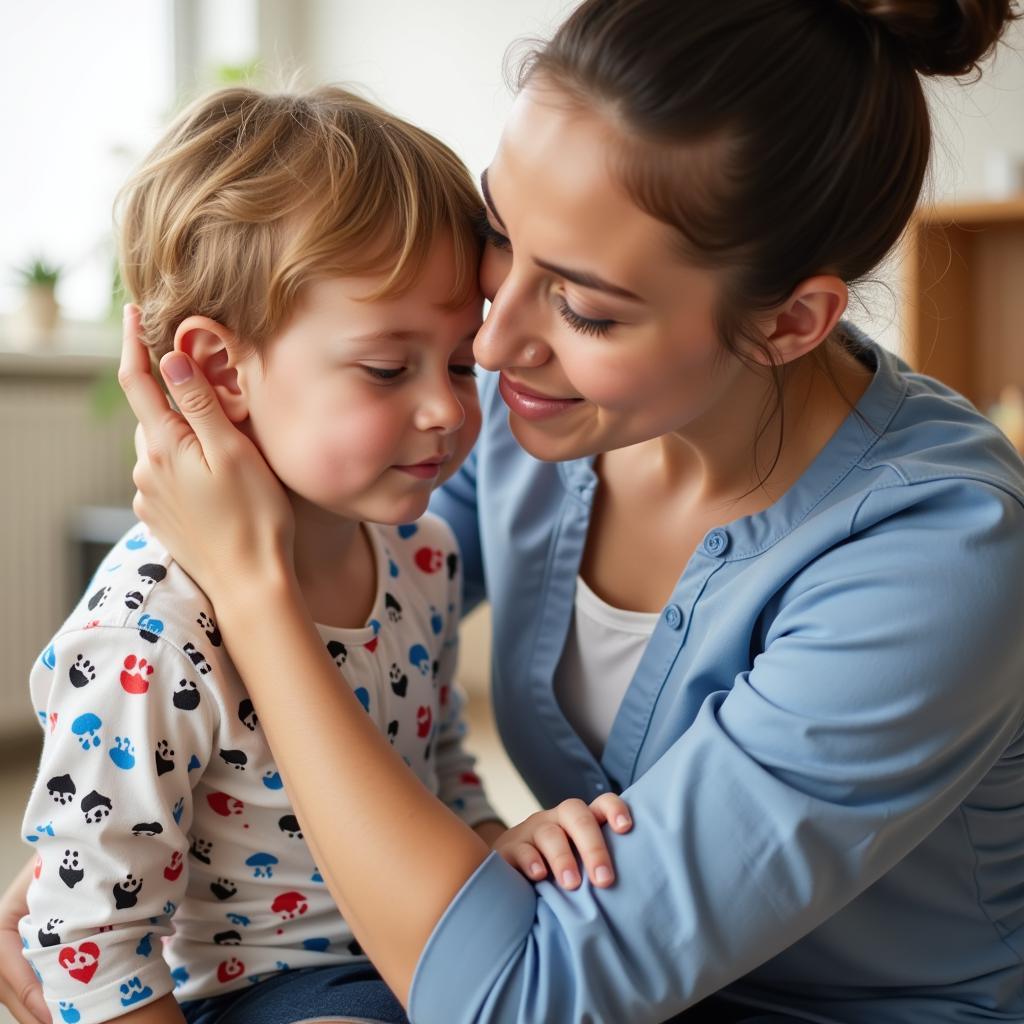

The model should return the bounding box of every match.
[903,199,1024,419]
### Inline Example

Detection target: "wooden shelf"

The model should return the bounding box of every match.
[904,197,1024,412]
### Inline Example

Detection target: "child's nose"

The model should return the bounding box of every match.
[416,377,465,434]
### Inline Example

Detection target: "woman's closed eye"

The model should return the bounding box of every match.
[476,209,511,252]
[556,297,616,337]
[449,361,478,379]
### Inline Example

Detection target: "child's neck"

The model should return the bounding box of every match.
[289,494,377,630]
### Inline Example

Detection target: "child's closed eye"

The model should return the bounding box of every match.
[363,365,406,382]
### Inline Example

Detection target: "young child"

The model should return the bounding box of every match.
[17,86,625,1024]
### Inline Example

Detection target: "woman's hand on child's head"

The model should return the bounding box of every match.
[494,794,632,890]
[118,304,295,605]
[0,857,49,1024]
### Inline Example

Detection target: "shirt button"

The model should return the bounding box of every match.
[593,782,606,794]
[663,604,684,630]
[702,528,730,557]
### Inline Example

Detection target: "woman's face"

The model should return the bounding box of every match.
[476,82,750,463]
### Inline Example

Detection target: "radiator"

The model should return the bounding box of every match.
[0,363,136,739]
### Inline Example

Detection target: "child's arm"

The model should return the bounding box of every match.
[21,625,212,1024]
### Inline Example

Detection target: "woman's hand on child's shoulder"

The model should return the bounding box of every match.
[493,794,633,890]
[0,857,49,1024]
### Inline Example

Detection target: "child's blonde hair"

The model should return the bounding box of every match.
[117,85,483,359]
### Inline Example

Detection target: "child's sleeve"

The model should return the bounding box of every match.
[19,624,215,1024]
[431,534,502,829]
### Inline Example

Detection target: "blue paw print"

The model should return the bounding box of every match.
[187,755,202,773]
[354,687,370,712]
[303,936,330,952]
[226,912,250,927]
[58,1002,81,1024]
[310,867,323,884]
[164,900,177,916]
[126,533,148,550]
[72,712,102,750]
[245,852,278,878]
[172,797,184,825]
[170,966,190,989]
[137,614,164,641]
[409,643,431,676]
[25,821,55,843]
[262,770,283,790]
[369,618,381,635]
[108,736,136,770]
[36,710,47,728]
[398,523,418,539]
[119,976,154,1007]
[430,605,443,635]
[389,558,400,578]
[136,932,153,957]
[41,644,56,670]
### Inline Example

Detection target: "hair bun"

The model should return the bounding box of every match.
[841,0,1020,76]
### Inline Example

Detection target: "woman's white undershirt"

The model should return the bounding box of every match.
[554,574,660,759]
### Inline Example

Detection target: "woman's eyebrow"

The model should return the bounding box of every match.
[481,168,643,302]
[480,169,506,229]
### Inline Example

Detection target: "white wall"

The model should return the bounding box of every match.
[288,2,1024,355]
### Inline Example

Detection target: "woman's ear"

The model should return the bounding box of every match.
[753,275,849,366]
[172,316,249,423]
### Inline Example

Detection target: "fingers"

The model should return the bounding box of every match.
[0,949,49,1024]
[496,842,548,882]
[117,304,175,439]
[157,350,236,463]
[588,792,632,833]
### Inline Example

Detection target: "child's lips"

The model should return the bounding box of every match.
[393,455,449,479]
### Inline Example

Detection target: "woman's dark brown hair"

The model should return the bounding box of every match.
[517,0,1019,488]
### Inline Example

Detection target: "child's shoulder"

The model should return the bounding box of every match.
[54,523,220,651]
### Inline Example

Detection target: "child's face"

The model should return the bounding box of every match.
[236,235,483,526]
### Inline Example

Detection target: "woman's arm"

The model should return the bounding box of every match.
[0,858,48,1024]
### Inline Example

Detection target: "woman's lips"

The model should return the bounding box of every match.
[499,374,583,421]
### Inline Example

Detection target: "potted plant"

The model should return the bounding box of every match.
[15,256,62,343]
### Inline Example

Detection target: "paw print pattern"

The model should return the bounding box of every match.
[120,655,154,695]
[218,748,247,771]
[137,614,164,643]
[46,773,76,806]
[183,642,211,675]
[124,590,144,610]
[81,789,112,824]
[68,656,95,689]
[216,957,246,983]
[238,699,258,731]
[271,890,308,920]
[173,679,200,711]
[154,740,175,776]
[190,837,213,865]
[278,814,302,839]
[119,976,153,1007]
[385,593,403,622]
[447,551,459,580]
[389,663,408,698]
[210,877,238,901]
[326,640,347,666]
[196,612,222,647]
[409,643,431,676]
[108,736,136,770]
[164,851,183,881]
[86,586,109,612]
[172,798,185,825]
[71,713,101,749]
[58,1002,81,1024]
[387,719,399,743]
[137,563,167,586]
[59,850,84,889]
[414,546,444,573]
[112,873,143,910]
[38,917,63,947]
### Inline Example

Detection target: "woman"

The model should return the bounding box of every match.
[6,1,1024,1021]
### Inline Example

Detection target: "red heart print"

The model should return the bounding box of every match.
[217,957,245,983]
[416,705,432,738]
[58,942,100,983]
[414,547,443,573]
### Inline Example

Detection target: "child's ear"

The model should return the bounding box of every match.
[172,316,249,423]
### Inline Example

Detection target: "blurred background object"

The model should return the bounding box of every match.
[0,11,1022,1002]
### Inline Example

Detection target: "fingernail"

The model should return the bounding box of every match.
[530,862,544,877]
[595,865,613,885]
[615,814,631,829]
[561,870,578,888]
[163,352,193,384]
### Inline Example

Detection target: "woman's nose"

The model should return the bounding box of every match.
[474,274,550,372]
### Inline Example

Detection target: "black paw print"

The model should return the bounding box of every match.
[81,788,112,824]
[38,917,63,947]
[196,611,222,647]
[46,773,76,805]
[183,642,211,675]
[387,719,399,743]
[137,563,167,586]
[385,592,403,622]
[190,837,213,864]
[238,699,258,731]
[131,821,163,837]
[389,663,408,698]
[446,551,459,580]
[112,873,143,910]
[210,877,237,901]
[278,814,302,839]
[59,849,84,889]
[154,739,175,776]
[69,654,95,688]
[218,748,247,771]
[173,678,201,711]
[326,640,347,666]
[87,585,110,611]
[124,590,144,610]
[212,929,242,945]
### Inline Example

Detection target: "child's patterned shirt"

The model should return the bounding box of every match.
[19,514,496,1024]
